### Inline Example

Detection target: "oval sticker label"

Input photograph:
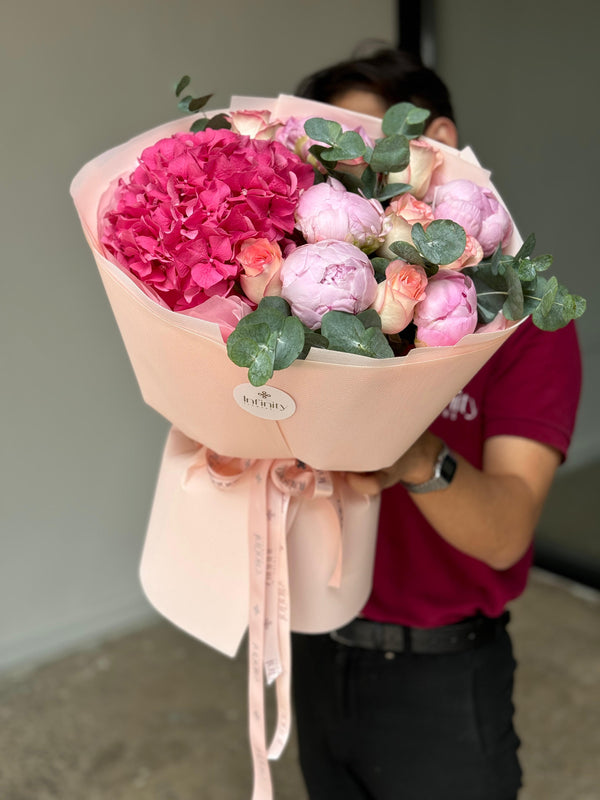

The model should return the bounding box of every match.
[233,384,296,420]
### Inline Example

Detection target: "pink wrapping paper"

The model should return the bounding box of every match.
[70,96,524,472]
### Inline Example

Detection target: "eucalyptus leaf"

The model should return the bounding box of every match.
[357,308,383,329]
[375,182,412,202]
[532,282,586,331]
[412,220,466,266]
[501,264,524,320]
[178,95,194,112]
[359,165,377,198]
[382,102,430,137]
[272,317,305,370]
[329,169,363,194]
[175,75,191,97]
[188,93,213,112]
[191,113,231,132]
[320,130,366,162]
[321,311,394,358]
[530,254,553,273]
[227,321,275,385]
[515,233,536,261]
[389,241,427,267]
[304,118,342,145]
[298,327,329,359]
[370,134,410,173]
[370,257,391,283]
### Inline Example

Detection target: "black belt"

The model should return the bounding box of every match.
[329,611,509,655]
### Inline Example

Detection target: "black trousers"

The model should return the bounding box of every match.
[291,623,522,800]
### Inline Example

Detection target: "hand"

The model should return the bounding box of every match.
[345,431,443,496]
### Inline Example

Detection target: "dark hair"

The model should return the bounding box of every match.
[295,49,455,123]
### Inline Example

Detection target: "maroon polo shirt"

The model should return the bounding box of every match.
[362,319,582,628]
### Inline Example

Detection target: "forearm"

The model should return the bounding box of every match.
[401,438,539,569]
[349,431,560,570]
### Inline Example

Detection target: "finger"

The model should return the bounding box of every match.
[345,472,382,496]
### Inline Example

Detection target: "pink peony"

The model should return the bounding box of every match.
[295,178,385,253]
[100,128,314,310]
[387,139,443,199]
[180,294,253,341]
[227,109,282,141]
[280,240,377,330]
[237,238,284,304]
[413,269,478,346]
[378,193,435,259]
[370,260,428,334]
[433,179,513,257]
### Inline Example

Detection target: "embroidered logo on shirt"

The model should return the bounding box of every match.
[441,391,478,422]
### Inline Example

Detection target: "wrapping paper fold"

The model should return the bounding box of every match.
[140,428,380,657]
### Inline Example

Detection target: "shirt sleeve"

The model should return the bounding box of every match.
[481,318,582,460]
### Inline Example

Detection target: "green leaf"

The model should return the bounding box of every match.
[329,169,363,193]
[190,112,231,132]
[382,102,430,138]
[412,220,466,265]
[320,311,393,358]
[375,182,411,202]
[531,281,586,331]
[389,241,428,267]
[370,257,391,283]
[178,95,194,112]
[357,308,383,329]
[226,297,305,385]
[175,75,191,97]
[359,165,377,198]
[304,118,342,145]
[188,93,213,112]
[369,134,410,173]
[515,233,536,261]
[298,326,329,359]
[320,130,366,162]
[501,264,525,320]
[227,322,275,386]
[530,254,553,273]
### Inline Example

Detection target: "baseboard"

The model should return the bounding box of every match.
[0,594,159,674]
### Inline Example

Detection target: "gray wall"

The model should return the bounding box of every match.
[0,0,396,671]
[434,0,600,465]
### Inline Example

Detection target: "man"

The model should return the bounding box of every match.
[291,49,582,800]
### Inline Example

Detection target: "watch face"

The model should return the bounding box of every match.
[440,453,457,484]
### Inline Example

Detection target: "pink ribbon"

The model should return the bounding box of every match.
[190,448,343,800]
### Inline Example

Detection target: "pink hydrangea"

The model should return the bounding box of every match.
[100,129,314,310]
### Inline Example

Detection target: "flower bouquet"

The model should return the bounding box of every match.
[70,80,585,800]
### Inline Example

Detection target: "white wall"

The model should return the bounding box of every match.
[0,0,397,671]
[434,0,600,468]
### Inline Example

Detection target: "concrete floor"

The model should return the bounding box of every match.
[0,569,598,800]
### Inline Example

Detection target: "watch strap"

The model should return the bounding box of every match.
[399,443,457,494]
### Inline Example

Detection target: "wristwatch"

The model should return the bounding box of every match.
[399,443,457,494]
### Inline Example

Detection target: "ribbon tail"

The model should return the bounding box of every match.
[247,461,274,800]
[267,496,292,761]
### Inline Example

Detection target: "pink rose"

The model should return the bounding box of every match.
[280,240,377,330]
[433,179,513,257]
[413,269,478,346]
[180,294,253,342]
[378,193,435,258]
[227,109,282,140]
[100,129,313,310]
[237,238,283,304]
[295,178,385,254]
[387,139,443,199]
[370,260,428,334]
